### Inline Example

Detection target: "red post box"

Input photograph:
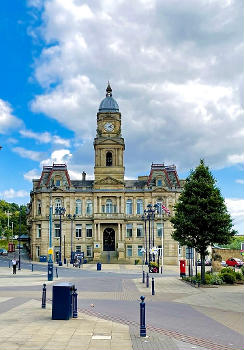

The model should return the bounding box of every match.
[180,259,186,277]
[8,243,15,253]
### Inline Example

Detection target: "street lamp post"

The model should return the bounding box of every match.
[141,214,148,265]
[55,207,66,266]
[18,210,21,270]
[47,188,55,281]
[144,204,158,264]
[67,214,76,264]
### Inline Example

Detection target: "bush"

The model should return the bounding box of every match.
[210,274,223,285]
[220,272,236,284]
[204,273,212,284]
[221,267,235,275]
[241,265,244,276]
[235,272,243,281]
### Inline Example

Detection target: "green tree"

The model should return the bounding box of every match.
[0,200,28,240]
[171,160,235,283]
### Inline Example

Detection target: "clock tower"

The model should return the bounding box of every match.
[94,83,125,188]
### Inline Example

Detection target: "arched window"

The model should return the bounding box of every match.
[126,199,133,215]
[75,199,82,215]
[37,200,42,215]
[106,152,112,166]
[106,199,113,213]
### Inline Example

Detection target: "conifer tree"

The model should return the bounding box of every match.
[171,160,235,283]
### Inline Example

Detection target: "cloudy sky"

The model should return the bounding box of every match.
[0,0,243,233]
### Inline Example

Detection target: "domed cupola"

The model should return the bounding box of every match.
[98,83,119,112]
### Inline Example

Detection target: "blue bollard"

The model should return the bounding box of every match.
[42,283,46,309]
[56,267,58,278]
[146,272,149,288]
[72,288,78,318]
[152,277,155,295]
[142,270,145,283]
[140,296,146,337]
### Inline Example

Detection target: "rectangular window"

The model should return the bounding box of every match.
[36,246,40,258]
[56,180,61,187]
[36,224,41,238]
[102,205,105,213]
[138,245,143,256]
[127,245,132,257]
[178,244,182,257]
[87,245,92,257]
[157,179,162,187]
[126,224,133,238]
[157,223,163,237]
[136,224,143,237]
[54,223,60,238]
[156,202,162,215]
[136,200,143,215]
[75,200,82,215]
[75,224,82,238]
[76,245,81,253]
[37,201,41,215]
[126,199,133,215]
[86,200,93,215]
[86,224,92,238]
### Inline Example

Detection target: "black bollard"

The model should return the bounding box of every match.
[56,267,58,278]
[31,264,34,272]
[142,270,145,283]
[146,272,149,288]
[140,296,146,337]
[152,277,155,295]
[9,260,10,268]
[42,283,46,308]
[67,260,68,267]
[72,288,78,318]
[160,266,163,274]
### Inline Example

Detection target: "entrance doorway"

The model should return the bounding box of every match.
[103,228,115,251]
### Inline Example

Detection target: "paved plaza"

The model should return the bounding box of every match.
[0,259,243,350]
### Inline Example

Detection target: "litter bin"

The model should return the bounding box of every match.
[39,255,47,262]
[97,262,101,271]
[52,282,74,320]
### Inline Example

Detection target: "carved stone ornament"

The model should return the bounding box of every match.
[95,176,124,185]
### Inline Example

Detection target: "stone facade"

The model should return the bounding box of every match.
[27,84,185,265]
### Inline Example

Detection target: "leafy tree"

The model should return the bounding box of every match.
[0,200,28,240]
[171,160,235,283]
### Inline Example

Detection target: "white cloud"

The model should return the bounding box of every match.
[225,198,244,234]
[0,99,22,134]
[41,149,72,165]
[20,129,70,147]
[12,147,43,161]
[24,169,41,182]
[0,188,29,199]
[236,179,244,185]
[27,0,243,175]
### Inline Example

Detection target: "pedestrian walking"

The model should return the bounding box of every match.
[12,258,17,274]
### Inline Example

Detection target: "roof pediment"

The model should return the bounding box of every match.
[94,176,124,185]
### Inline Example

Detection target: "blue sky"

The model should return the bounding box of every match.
[0,0,243,234]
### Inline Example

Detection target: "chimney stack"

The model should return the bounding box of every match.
[82,171,86,181]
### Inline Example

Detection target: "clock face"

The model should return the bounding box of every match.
[104,122,114,132]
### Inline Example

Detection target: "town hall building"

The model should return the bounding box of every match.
[28,84,185,265]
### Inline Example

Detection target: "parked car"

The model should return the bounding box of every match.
[0,248,8,256]
[197,259,212,266]
[226,258,244,268]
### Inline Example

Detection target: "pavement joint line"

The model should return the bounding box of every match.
[76,306,240,350]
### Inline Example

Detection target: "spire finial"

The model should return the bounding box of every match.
[106,81,112,97]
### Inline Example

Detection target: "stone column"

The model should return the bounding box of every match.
[98,223,101,241]
[118,223,121,241]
